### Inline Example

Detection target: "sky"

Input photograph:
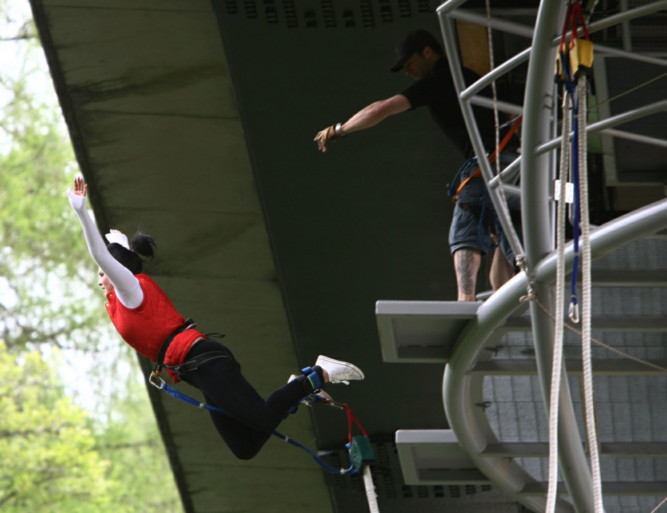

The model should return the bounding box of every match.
[1,2,54,96]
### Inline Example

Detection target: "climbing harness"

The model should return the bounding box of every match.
[152,318,196,374]
[447,116,523,256]
[164,350,231,376]
[148,366,373,477]
[449,116,523,203]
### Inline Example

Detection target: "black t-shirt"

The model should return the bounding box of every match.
[400,58,495,156]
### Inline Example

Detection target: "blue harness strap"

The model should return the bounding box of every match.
[149,372,358,475]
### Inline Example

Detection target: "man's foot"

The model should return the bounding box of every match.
[315,355,364,385]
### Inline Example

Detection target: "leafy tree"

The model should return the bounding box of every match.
[94,376,184,513]
[0,2,104,356]
[0,341,115,512]
[0,4,183,512]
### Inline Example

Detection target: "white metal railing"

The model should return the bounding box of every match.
[436,1,667,512]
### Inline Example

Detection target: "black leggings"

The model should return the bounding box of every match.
[178,338,316,460]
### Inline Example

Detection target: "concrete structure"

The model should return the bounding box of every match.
[31,1,666,512]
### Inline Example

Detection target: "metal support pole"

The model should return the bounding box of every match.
[437,9,525,262]
[444,198,667,513]
[536,100,667,155]
[521,1,597,512]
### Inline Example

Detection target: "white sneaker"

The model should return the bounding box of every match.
[315,355,364,385]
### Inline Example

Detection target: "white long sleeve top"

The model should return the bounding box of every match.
[67,190,144,309]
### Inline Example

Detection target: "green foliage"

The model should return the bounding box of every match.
[0,4,184,512]
[0,6,101,355]
[0,341,114,512]
[94,376,183,513]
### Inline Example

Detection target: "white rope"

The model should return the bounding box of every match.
[484,0,525,270]
[362,465,380,513]
[577,74,604,513]
[545,84,572,513]
[650,497,667,513]
[485,0,500,178]
[527,292,667,374]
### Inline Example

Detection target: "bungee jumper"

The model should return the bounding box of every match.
[67,176,365,462]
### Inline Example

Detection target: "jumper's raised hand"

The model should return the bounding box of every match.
[67,176,88,212]
[73,176,88,197]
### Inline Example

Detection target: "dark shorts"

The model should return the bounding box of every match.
[448,155,522,265]
[449,199,493,256]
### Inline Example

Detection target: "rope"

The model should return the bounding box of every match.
[543,9,654,507]
[483,0,526,271]
[576,74,604,513]
[522,293,667,373]
[650,497,667,513]
[545,84,572,513]
[485,0,500,178]
[592,70,667,111]
[362,465,380,513]
[149,373,358,475]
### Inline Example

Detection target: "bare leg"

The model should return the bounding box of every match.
[489,247,515,290]
[454,248,481,301]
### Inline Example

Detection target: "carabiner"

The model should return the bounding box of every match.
[149,371,166,390]
[568,301,580,324]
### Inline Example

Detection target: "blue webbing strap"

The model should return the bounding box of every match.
[300,365,323,391]
[149,373,358,475]
[560,48,581,315]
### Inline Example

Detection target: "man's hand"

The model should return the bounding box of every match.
[314,125,338,153]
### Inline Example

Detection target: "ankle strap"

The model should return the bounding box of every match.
[301,366,323,392]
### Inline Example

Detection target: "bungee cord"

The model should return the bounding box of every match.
[576,71,604,513]
[483,0,525,274]
[545,85,573,513]
[545,4,603,511]
[148,371,369,476]
[464,3,664,511]
[149,371,382,511]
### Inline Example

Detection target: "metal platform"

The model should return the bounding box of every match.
[376,300,480,363]
[395,429,489,486]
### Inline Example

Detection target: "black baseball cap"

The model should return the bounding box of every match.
[390,29,443,72]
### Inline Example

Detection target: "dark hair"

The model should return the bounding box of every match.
[107,232,156,275]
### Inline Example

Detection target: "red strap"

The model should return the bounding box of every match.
[560,2,590,52]
[343,403,368,443]
[451,116,523,202]
[573,3,590,41]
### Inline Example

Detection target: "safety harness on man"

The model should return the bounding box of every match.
[449,115,523,202]
[447,116,523,254]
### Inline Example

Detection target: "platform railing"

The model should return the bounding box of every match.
[435,0,667,511]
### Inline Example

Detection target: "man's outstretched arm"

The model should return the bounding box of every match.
[314,94,411,152]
